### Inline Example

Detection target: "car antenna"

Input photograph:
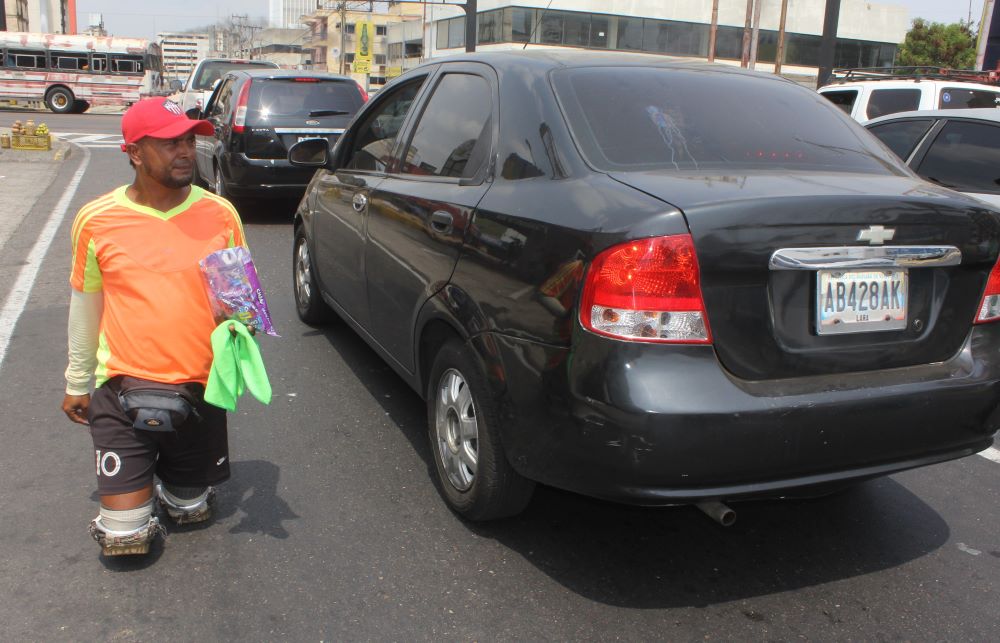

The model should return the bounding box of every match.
[523,0,556,50]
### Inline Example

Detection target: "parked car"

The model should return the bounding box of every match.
[179,57,279,113]
[191,69,366,203]
[289,51,1000,521]
[819,73,1000,123]
[865,109,1000,209]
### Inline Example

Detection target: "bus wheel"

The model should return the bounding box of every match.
[45,88,75,114]
[72,100,90,114]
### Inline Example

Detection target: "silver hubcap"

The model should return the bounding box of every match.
[435,368,478,491]
[295,239,311,307]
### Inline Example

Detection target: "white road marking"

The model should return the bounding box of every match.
[957,542,982,556]
[979,446,1000,463]
[0,147,91,368]
[53,132,124,148]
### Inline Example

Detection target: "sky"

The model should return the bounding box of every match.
[74,0,986,41]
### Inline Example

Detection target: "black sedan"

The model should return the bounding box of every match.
[288,51,1000,522]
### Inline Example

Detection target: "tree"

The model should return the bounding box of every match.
[897,19,976,69]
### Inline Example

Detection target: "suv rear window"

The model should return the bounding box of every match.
[247,78,363,119]
[551,67,901,174]
[940,87,1000,109]
[821,89,858,114]
[192,61,277,90]
[866,88,921,120]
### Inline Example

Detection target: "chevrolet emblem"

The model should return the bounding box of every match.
[857,225,895,245]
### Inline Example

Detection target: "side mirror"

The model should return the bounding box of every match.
[289,138,330,167]
[185,107,202,120]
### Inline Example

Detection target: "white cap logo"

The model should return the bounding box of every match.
[163,99,183,116]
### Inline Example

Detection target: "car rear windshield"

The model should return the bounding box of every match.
[192,61,277,90]
[247,78,363,119]
[551,67,902,174]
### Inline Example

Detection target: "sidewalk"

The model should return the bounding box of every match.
[0,129,73,253]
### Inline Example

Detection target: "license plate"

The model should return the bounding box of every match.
[816,269,908,335]
[297,135,324,143]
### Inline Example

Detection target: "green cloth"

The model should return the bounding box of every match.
[205,321,272,411]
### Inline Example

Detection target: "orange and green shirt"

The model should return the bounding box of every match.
[70,185,245,387]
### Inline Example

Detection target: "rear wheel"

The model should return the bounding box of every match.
[293,226,334,325]
[213,161,228,199]
[45,87,74,114]
[427,340,534,521]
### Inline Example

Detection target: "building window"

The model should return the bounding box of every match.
[478,10,501,45]
[506,7,534,43]
[376,25,387,36]
[345,23,355,35]
[375,54,387,65]
[616,17,644,50]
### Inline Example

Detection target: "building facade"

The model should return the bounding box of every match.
[269,0,317,30]
[3,0,30,32]
[158,32,210,82]
[416,0,909,78]
[4,0,68,33]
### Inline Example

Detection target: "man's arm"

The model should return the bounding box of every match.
[62,289,103,425]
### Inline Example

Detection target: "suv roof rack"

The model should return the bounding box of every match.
[831,66,1000,86]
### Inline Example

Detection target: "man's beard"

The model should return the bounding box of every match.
[147,164,192,189]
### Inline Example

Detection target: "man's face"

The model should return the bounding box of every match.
[132,132,196,189]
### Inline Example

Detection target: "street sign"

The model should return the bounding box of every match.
[353,60,370,74]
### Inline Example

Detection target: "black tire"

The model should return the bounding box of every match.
[45,87,74,114]
[213,161,228,198]
[293,226,334,325]
[71,100,90,114]
[427,339,535,521]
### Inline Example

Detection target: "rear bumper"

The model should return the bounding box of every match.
[487,325,1000,505]
[223,153,318,198]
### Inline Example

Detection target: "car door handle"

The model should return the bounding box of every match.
[430,210,453,233]
[352,192,367,212]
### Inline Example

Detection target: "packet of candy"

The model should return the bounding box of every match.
[199,246,278,337]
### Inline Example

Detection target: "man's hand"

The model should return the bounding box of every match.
[62,393,91,425]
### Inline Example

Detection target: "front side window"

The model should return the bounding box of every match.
[208,78,234,118]
[553,66,903,174]
[917,120,1000,194]
[866,88,921,120]
[400,73,492,179]
[820,89,859,114]
[344,77,426,173]
[939,87,1000,109]
[867,119,934,161]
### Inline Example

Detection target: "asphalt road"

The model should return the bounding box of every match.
[0,110,998,641]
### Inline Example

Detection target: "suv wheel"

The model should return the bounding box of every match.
[427,340,534,521]
[293,226,334,324]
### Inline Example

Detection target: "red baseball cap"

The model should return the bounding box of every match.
[120,98,214,152]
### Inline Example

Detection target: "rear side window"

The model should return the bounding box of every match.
[867,119,934,161]
[939,88,1000,109]
[821,89,858,115]
[344,78,425,173]
[400,73,492,179]
[552,67,902,174]
[866,88,921,120]
[917,120,1000,194]
[247,79,363,119]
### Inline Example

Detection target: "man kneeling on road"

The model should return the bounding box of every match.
[61,98,247,556]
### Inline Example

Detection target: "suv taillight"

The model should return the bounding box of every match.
[232,80,252,133]
[975,257,1000,323]
[356,82,369,102]
[579,234,712,343]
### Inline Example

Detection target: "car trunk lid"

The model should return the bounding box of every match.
[610,170,1000,380]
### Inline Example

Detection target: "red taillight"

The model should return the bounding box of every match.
[579,234,712,343]
[232,80,252,133]
[292,77,319,82]
[356,82,369,102]
[975,257,1000,323]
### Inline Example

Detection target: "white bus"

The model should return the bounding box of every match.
[0,31,164,113]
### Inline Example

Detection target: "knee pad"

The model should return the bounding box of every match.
[89,503,160,556]
[156,483,215,525]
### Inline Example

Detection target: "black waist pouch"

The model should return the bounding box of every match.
[117,376,202,433]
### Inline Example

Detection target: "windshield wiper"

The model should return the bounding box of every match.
[308,109,350,116]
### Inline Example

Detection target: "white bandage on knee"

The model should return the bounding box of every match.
[97,500,154,534]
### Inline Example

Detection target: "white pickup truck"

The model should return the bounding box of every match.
[180,58,279,113]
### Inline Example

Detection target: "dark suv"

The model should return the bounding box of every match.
[191,69,366,203]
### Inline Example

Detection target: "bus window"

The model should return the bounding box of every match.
[112,55,144,74]
[53,52,89,70]
[7,49,46,68]
[92,54,107,72]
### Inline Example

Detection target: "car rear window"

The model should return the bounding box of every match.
[551,67,901,174]
[247,78,363,119]
[866,88,921,120]
[939,87,1000,109]
[192,61,277,90]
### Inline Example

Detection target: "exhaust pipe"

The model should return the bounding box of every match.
[696,500,736,527]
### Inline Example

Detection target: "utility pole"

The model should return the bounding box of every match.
[462,0,477,53]
[708,0,719,63]
[0,0,7,32]
[774,0,789,74]
[816,0,842,88]
[748,0,763,69]
[740,0,754,67]
[340,2,347,75]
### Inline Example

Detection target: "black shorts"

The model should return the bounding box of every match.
[88,377,230,496]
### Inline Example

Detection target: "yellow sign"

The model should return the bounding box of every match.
[386,66,403,79]
[354,20,374,64]
[352,60,371,74]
